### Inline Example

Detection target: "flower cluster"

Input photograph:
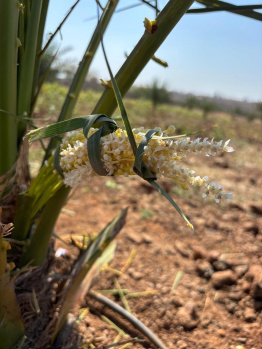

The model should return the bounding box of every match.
[59,126,233,203]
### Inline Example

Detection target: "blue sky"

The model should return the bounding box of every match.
[45,1,262,102]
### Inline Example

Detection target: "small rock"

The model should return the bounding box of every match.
[176,340,188,349]
[253,276,262,299]
[231,325,242,332]
[175,241,192,258]
[200,313,213,327]
[195,260,213,279]
[254,299,262,310]
[245,265,262,282]
[211,270,238,288]
[214,157,229,168]
[244,308,256,322]
[245,265,262,299]
[227,291,243,301]
[214,291,228,304]
[126,231,142,244]
[219,253,249,267]
[229,202,246,211]
[243,221,259,235]
[205,219,218,229]
[213,260,229,271]
[141,233,152,244]
[217,328,226,337]
[225,300,237,313]
[207,250,220,263]
[191,245,208,260]
[241,281,251,293]
[128,268,143,280]
[237,338,247,344]
[176,302,199,330]
[170,295,184,307]
[234,264,249,278]
[250,203,262,215]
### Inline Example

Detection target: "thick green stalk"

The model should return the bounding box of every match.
[0,0,19,175]
[196,0,262,22]
[20,185,70,266]
[12,160,63,241]
[31,0,50,106]
[17,0,43,141]
[93,0,194,116]
[44,0,119,161]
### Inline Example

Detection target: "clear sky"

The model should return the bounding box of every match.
[45,0,262,102]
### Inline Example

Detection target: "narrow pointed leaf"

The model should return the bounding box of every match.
[53,208,127,339]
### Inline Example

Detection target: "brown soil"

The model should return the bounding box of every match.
[54,143,262,349]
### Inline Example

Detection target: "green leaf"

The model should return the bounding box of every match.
[52,208,128,340]
[24,116,91,142]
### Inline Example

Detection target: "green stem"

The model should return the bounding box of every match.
[44,0,119,162]
[31,0,50,108]
[0,0,19,175]
[93,0,194,116]
[17,0,43,141]
[20,185,70,266]
[196,0,262,22]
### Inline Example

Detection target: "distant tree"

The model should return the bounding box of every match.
[200,99,216,119]
[256,102,262,119]
[150,79,171,109]
[128,80,171,108]
[184,95,199,110]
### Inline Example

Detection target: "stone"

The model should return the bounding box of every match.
[176,302,199,330]
[170,295,184,307]
[128,268,143,280]
[211,270,238,288]
[234,264,249,278]
[126,231,142,244]
[227,291,243,301]
[225,300,237,313]
[245,265,262,299]
[243,221,259,235]
[176,340,188,349]
[245,265,262,282]
[175,241,192,258]
[214,291,228,304]
[141,233,153,244]
[217,328,226,337]
[229,202,246,211]
[254,299,262,310]
[195,260,213,279]
[250,203,262,215]
[200,313,213,328]
[244,308,256,322]
[252,276,262,299]
[212,260,229,271]
[219,253,249,268]
[241,281,251,293]
[214,157,229,168]
[191,245,208,260]
[207,250,220,263]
